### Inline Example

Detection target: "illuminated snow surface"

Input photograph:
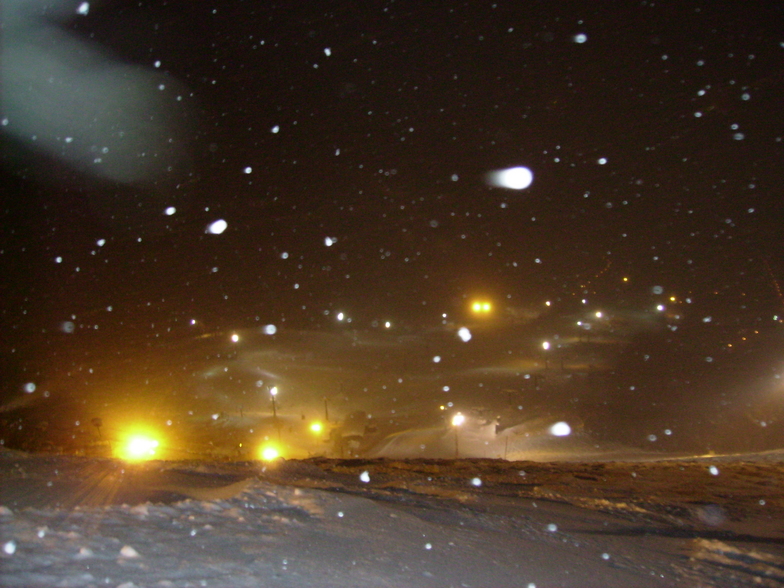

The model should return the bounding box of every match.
[2,448,783,588]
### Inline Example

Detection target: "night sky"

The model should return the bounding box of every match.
[2,0,783,453]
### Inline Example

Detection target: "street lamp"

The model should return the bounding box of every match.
[452,412,465,458]
[270,386,278,418]
[270,386,282,440]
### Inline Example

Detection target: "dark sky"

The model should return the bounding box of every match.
[2,0,784,440]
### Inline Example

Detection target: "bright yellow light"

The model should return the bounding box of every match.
[309,422,324,434]
[470,300,492,314]
[118,434,160,461]
[259,445,280,461]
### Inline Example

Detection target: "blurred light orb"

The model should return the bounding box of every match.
[263,324,277,335]
[120,435,159,460]
[487,166,533,190]
[457,327,472,342]
[573,33,588,43]
[259,446,280,461]
[230,333,240,343]
[206,219,228,234]
[452,413,466,427]
[471,301,492,314]
[549,421,571,437]
[310,422,324,434]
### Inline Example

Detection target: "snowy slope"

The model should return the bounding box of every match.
[2,450,783,587]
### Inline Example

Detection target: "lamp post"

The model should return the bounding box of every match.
[452,412,465,458]
[270,386,278,418]
[542,340,550,370]
[270,386,281,440]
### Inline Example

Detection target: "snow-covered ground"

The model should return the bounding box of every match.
[2,448,783,587]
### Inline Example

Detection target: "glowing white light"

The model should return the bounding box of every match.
[546,523,558,532]
[263,324,277,335]
[359,471,370,483]
[549,421,571,437]
[709,466,719,476]
[260,446,279,461]
[243,166,252,174]
[433,356,441,363]
[324,48,332,56]
[3,541,17,555]
[595,311,603,318]
[24,382,36,393]
[597,157,608,165]
[76,2,89,15]
[325,236,336,246]
[231,333,239,343]
[271,125,280,133]
[487,166,534,190]
[452,413,465,427]
[384,321,391,328]
[164,206,176,216]
[542,341,550,351]
[573,33,587,43]
[206,219,228,234]
[457,327,472,342]
[337,312,345,321]
[471,477,482,487]
[270,386,278,396]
